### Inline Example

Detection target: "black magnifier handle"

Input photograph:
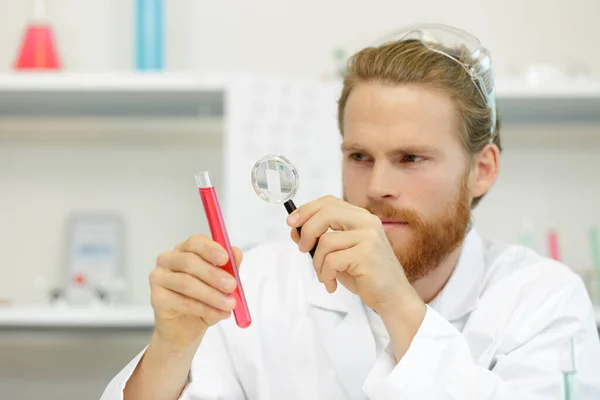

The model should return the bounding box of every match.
[284,199,317,258]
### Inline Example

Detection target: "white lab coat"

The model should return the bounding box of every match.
[101,229,600,399]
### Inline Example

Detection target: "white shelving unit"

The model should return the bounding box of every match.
[0,73,599,123]
[0,72,226,119]
[0,304,596,329]
[0,305,154,330]
[496,79,600,124]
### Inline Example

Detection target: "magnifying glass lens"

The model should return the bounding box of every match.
[251,155,299,204]
[250,154,316,257]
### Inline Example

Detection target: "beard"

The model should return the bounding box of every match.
[345,176,472,283]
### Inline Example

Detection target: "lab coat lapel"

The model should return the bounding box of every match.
[307,281,376,400]
[428,228,486,322]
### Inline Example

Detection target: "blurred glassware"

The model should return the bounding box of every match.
[559,337,578,400]
[136,0,164,71]
[521,63,567,85]
[566,62,591,82]
[332,48,347,79]
[14,0,61,70]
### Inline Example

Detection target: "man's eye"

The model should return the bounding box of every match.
[401,154,424,163]
[350,153,367,162]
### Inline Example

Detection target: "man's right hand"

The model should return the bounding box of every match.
[150,234,243,348]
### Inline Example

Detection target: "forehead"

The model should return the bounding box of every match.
[342,82,462,150]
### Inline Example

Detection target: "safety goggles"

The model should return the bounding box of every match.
[376,24,497,139]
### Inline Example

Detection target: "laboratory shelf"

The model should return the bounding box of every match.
[0,305,154,330]
[0,304,597,330]
[0,73,599,124]
[495,79,600,124]
[0,72,225,119]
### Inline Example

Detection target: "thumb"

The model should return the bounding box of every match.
[232,246,244,270]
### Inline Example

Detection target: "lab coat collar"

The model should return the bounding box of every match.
[306,273,356,314]
[305,228,485,320]
[428,228,486,322]
[303,228,484,399]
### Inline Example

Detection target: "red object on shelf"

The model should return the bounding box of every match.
[73,273,87,286]
[547,230,561,261]
[14,24,61,70]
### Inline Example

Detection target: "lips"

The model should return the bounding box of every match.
[378,218,408,224]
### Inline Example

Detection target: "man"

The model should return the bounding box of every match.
[102,24,600,399]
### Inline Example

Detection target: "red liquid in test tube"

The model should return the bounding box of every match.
[195,171,251,328]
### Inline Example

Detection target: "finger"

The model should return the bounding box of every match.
[156,251,237,294]
[312,230,362,275]
[290,226,300,244]
[153,286,232,321]
[232,246,243,269]
[320,250,354,293]
[152,268,237,312]
[178,234,229,266]
[297,204,374,253]
[286,195,371,228]
[285,195,340,228]
[324,279,338,294]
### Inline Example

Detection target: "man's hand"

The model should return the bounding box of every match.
[287,195,414,313]
[150,235,243,347]
[287,195,427,360]
[123,235,243,400]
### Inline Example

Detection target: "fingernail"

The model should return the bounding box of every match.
[223,296,237,309]
[213,250,228,265]
[287,212,299,225]
[220,278,236,292]
[298,239,305,251]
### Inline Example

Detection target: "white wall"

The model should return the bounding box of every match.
[0,0,599,77]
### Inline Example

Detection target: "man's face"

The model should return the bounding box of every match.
[341,82,472,282]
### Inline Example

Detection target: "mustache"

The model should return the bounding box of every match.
[363,202,423,225]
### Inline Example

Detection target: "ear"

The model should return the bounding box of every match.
[469,143,500,198]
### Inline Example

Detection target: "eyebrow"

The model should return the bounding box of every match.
[340,143,439,156]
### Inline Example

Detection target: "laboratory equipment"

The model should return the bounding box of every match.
[64,213,126,305]
[135,0,164,70]
[195,171,251,328]
[560,337,578,400]
[547,229,561,261]
[14,0,61,70]
[374,24,496,139]
[251,154,316,257]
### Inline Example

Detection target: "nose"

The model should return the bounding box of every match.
[366,161,398,201]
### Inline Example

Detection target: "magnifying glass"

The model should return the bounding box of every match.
[251,154,316,257]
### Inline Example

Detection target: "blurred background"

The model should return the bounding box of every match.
[0,0,599,399]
